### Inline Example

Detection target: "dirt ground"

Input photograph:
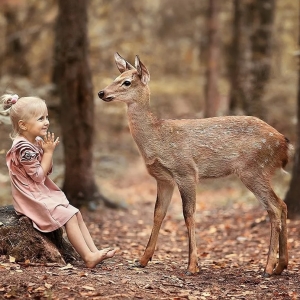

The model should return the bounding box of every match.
[1,162,300,299]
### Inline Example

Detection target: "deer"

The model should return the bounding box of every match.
[98,53,293,277]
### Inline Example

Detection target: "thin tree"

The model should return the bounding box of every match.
[52,0,106,208]
[1,4,30,77]
[228,0,250,115]
[248,0,275,119]
[228,0,275,120]
[204,0,220,118]
[284,1,300,219]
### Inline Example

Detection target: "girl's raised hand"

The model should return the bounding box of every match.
[39,132,60,153]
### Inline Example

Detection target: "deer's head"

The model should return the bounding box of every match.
[98,53,150,106]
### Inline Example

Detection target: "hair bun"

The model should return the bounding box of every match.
[10,94,19,104]
[2,94,19,110]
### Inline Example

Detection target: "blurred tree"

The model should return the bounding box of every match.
[0,1,57,84]
[52,0,109,209]
[285,3,300,219]
[228,0,247,116]
[228,0,275,120]
[1,4,30,77]
[204,0,220,118]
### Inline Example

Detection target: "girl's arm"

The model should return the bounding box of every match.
[39,132,60,175]
[41,152,54,175]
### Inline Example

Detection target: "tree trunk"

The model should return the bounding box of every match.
[204,0,220,118]
[228,0,275,120]
[247,0,275,119]
[228,0,251,115]
[0,206,79,263]
[53,0,101,208]
[285,1,300,219]
[285,144,300,219]
[1,7,30,77]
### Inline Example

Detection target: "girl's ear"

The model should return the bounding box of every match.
[18,120,27,131]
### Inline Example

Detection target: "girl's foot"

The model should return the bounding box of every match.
[85,248,117,268]
[103,248,117,259]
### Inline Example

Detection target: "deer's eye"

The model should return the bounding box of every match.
[122,80,131,87]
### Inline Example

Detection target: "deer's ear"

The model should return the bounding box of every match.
[114,53,135,73]
[135,55,150,85]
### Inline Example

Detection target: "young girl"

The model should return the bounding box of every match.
[2,93,116,268]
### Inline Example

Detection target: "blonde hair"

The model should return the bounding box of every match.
[1,94,47,139]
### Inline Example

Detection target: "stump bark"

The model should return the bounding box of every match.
[0,205,79,264]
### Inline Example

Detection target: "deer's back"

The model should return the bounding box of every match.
[147,116,289,180]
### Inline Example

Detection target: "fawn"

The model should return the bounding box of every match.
[98,53,293,277]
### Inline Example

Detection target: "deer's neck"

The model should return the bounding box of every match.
[127,102,160,163]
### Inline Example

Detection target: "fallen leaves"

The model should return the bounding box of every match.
[59,263,74,270]
[81,285,95,291]
[8,256,15,263]
[0,196,300,299]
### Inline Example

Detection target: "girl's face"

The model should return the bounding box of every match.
[19,109,49,143]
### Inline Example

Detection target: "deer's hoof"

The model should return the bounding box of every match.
[262,272,272,278]
[185,270,196,276]
[133,259,146,268]
[185,263,200,276]
[185,268,199,276]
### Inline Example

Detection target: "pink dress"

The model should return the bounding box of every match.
[6,136,78,232]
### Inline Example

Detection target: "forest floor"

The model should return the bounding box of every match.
[0,159,300,299]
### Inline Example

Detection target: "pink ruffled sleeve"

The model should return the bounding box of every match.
[13,142,46,183]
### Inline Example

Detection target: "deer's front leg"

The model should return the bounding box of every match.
[177,177,199,275]
[139,179,175,267]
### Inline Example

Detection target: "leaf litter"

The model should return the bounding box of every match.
[0,174,299,299]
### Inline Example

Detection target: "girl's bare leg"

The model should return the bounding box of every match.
[76,212,99,252]
[65,215,116,268]
[75,212,117,258]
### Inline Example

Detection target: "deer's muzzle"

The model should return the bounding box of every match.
[98,91,114,102]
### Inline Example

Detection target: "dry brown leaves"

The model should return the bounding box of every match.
[0,195,300,299]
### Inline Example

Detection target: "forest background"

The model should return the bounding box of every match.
[0,1,300,299]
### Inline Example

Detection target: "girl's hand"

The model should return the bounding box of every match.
[39,132,60,153]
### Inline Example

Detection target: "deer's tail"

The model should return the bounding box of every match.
[282,137,294,169]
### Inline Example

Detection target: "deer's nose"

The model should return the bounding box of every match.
[98,91,105,99]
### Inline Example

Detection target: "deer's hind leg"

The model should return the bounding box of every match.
[139,179,175,268]
[273,200,288,275]
[240,174,288,277]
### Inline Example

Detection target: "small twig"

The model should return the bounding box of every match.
[7,238,13,247]
[102,294,131,299]
[161,283,184,288]
[17,262,63,267]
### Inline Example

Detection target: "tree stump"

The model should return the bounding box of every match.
[0,205,79,264]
